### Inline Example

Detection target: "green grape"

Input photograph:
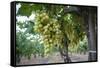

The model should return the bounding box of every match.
[34,12,63,56]
[38,24,43,28]
[49,27,52,31]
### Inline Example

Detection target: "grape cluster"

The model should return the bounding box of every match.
[34,12,63,56]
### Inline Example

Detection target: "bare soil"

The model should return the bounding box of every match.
[17,52,88,65]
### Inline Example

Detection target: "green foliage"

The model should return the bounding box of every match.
[68,36,88,54]
[17,3,32,16]
[76,36,88,54]
[16,21,44,63]
[16,31,45,63]
[61,13,85,48]
[17,3,45,16]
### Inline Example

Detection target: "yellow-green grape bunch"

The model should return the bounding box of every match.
[34,12,63,56]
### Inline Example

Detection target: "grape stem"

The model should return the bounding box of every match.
[58,16,71,63]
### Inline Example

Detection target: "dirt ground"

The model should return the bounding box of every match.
[17,52,88,65]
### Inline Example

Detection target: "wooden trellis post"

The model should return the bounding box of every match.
[81,7,97,61]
